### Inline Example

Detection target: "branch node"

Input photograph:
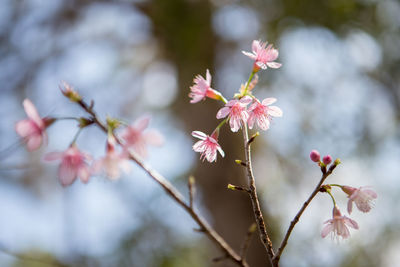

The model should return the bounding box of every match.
[235,159,248,167]
[227,184,250,193]
[247,131,260,145]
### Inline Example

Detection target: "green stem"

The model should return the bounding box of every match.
[328,184,343,188]
[70,128,83,146]
[243,71,255,95]
[326,189,337,206]
[54,117,80,121]
[216,118,229,130]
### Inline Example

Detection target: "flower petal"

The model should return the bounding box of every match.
[268,106,283,117]
[23,99,43,128]
[15,119,35,138]
[59,162,77,187]
[266,62,282,69]
[191,131,207,140]
[26,134,42,151]
[262,98,277,106]
[216,107,230,119]
[321,224,333,238]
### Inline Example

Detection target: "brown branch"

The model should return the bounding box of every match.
[242,126,275,265]
[77,100,248,267]
[272,165,336,266]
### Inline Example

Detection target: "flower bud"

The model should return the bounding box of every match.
[60,82,82,102]
[323,155,332,165]
[310,150,320,162]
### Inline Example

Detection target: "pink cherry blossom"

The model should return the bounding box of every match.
[247,98,282,131]
[242,40,282,71]
[92,136,131,180]
[342,186,377,214]
[15,99,49,151]
[321,206,359,239]
[121,116,164,158]
[189,69,222,103]
[216,96,252,132]
[192,131,224,163]
[44,145,92,187]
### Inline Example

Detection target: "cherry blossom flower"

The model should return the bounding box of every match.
[189,69,223,103]
[121,116,164,158]
[44,145,92,187]
[216,96,252,132]
[247,98,282,131]
[15,99,52,151]
[342,186,377,214]
[321,206,359,239]
[192,130,224,162]
[92,136,131,180]
[242,40,282,71]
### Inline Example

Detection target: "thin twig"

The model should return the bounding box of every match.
[272,167,336,266]
[188,176,195,209]
[240,223,257,259]
[242,126,275,265]
[77,99,248,267]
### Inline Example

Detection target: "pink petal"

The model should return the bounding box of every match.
[78,166,90,183]
[347,200,353,214]
[247,116,255,129]
[134,116,150,132]
[230,117,241,132]
[216,107,230,119]
[206,69,211,84]
[240,96,253,105]
[363,189,378,199]
[15,120,34,138]
[266,62,282,69]
[321,224,333,238]
[241,51,256,60]
[59,163,77,187]
[268,106,283,117]
[193,140,205,152]
[144,130,164,146]
[257,116,270,130]
[217,146,225,158]
[262,98,277,106]
[192,131,207,140]
[26,134,42,151]
[344,217,359,229]
[23,99,44,128]
[44,152,64,161]
[252,40,261,53]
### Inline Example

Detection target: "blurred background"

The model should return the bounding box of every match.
[0,0,399,266]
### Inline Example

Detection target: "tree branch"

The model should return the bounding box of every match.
[272,166,336,265]
[77,99,248,267]
[242,125,275,265]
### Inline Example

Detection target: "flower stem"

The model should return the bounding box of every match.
[243,71,255,95]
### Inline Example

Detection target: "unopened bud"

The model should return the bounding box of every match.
[310,150,320,163]
[323,155,332,165]
[106,117,121,131]
[60,82,82,102]
[78,117,93,128]
[334,158,341,166]
[227,184,236,190]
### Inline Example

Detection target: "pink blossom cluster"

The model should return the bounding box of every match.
[189,40,283,163]
[309,150,377,240]
[15,97,163,187]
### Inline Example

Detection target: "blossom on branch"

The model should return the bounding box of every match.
[44,145,92,187]
[192,130,224,163]
[92,136,131,180]
[242,40,282,72]
[247,98,282,131]
[216,96,252,132]
[15,99,52,151]
[121,116,164,158]
[321,206,359,239]
[189,69,223,103]
[342,186,377,214]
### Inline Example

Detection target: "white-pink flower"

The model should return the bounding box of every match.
[342,186,377,214]
[92,136,131,180]
[321,206,359,239]
[247,98,282,131]
[192,131,224,163]
[242,40,282,71]
[15,99,49,151]
[189,69,222,103]
[44,145,92,187]
[121,116,164,158]
[216,96,252,132]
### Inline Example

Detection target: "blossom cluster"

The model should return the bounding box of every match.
[309,150,377,240]
[189,40,282,162]
[15,88,163,187]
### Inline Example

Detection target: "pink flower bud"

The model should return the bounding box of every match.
[309,150,320,162]
[323,155,332,165]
